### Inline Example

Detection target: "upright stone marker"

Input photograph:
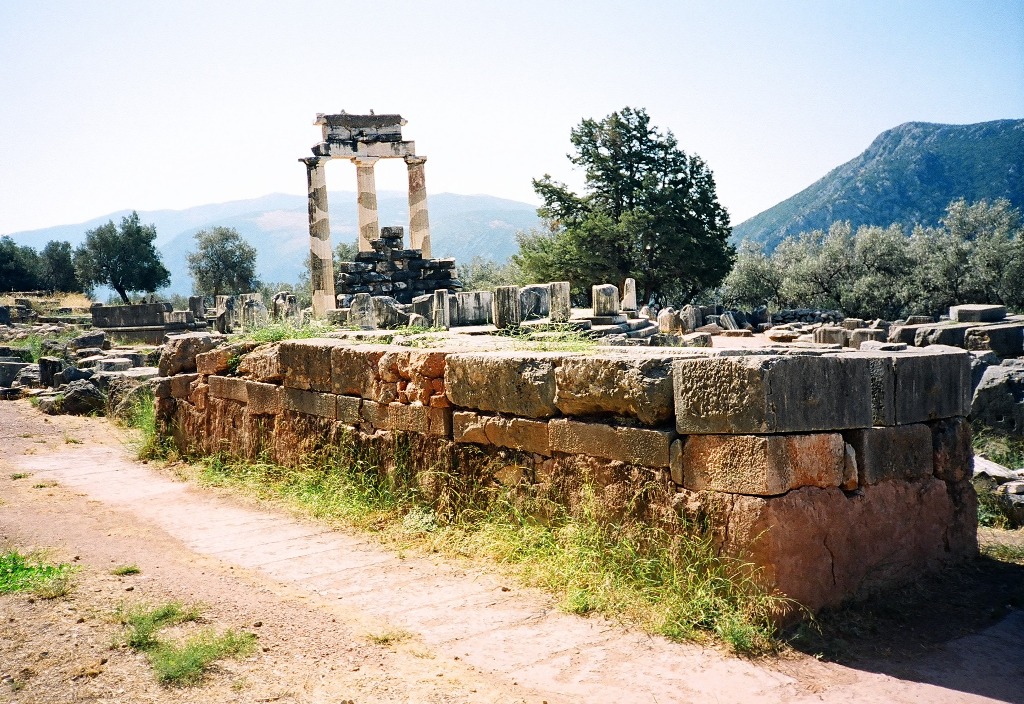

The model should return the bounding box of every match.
[349,293,376,330]
[679,304,703,332]
[548,282,571,323]
[493,286,522,329]
[621,278,637,312]
[432,289,450,329]
[592,284,619,316]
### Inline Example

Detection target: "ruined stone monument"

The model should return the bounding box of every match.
[301,112,433,316]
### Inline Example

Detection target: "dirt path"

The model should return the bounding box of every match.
[1,401,1022,703]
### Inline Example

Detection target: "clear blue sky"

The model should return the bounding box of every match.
[1,0,1021,235]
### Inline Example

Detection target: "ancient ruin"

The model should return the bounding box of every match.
[301,112,434,316]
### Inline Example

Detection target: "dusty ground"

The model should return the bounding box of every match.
[1,400,1023,704]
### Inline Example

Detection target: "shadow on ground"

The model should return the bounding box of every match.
[785,553,1024,702]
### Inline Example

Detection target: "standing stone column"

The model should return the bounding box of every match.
[592,284,620,316]
[548,281,571,323]
[621,278,637,312]
[493,285,521,329]
[405,156,432,258]
[353,156,381,252]
[431,289,450,329]
[302,156,336,316]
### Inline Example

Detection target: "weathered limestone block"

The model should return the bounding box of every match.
[680,433,845,495]
[890,347,972,424]
[246,381,284,415]
[686,476,977,614]
[621,278,637,312]
[208,375,248,403]
[971,364,1024,435]
[349,293,376,329]
[446,352,572,418]
[336,395,362,425]
[592,284,620,316]
[158,332,223,377]
[848,328,886,349]
[452,411,550,455]
[360,400,452,436]
[493,286,521,329]
[950,304,1005,323]
[964,322,1024,358]
[237,344,283,383]
[373,296,407,329]
[678,305,702,333]
[914,323,974,348]
[657,307,682,334]
[283,387,337,419]
[719,311,739,331]
[431,289,450,329]
[451,291,492,326]
[887,323,930,345]
[553,355,674,425]
[280,339,346,392]
[844,424,934,485]
[37,357,64,388]
[331,344,391,400]
[196,342,259,376]
[673,354,872,434]
[813,326,846,345]
[519,284,550,319]
[841,318,865,331]
[549,418,674,467]
[548,282,571,323]
[930,416,973,482]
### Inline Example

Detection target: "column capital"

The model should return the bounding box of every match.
[300,155,331,167]
[404,155,427,166]
[351,156,381,167]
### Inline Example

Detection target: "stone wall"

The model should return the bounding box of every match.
[337,227,461,304]
[152,334,977,617]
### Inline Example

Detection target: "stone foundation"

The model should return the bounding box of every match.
[153,335,977,617]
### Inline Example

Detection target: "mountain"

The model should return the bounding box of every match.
[5,192,539,295]
[732,119,1024,251]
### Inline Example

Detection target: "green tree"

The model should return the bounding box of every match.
[38,240,81,292]
[74,211,170,304]
[720,241,784,310]
[0,236,42,292]
[516,107,734,305]
[186,227,259,298]
[459,255,524,291]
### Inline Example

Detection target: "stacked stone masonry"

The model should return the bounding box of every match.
[153,335,977,618]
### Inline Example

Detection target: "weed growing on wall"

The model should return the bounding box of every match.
[121,389,173,461]
[192,439,784,654]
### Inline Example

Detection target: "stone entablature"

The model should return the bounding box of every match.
[153,334,978,619]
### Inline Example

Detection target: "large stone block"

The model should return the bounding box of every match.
[553,355,674,425]
[848,328,886,349]
[158,332,223,377]
[950,304,1005,323]
[813,326,846,345]
[208,375,248,403]
[331,344,390,398]
[686,476,977,614]
[887,323,930,345]
[452,411,550,455]
[844,424,934,485]
[548,282,571,324]
[246,381,283,415]
[237,344,283,383]
[913,323,974,348]
[971,364,1024,435]
[280,339,345,392]
[548,418,674,467]
[335,395,362,425]
[930,416,972,482]
[451,290,493,326]
[890,347,971,424]
[964,322,1024,358]
[492,286,521,329]
[283,387,337,418]
[673,354,872,434]
[680,433,845,495]
[446,352,573,418]
[360,400,452,436]
[196,342,259,376]
[592,284,620,316]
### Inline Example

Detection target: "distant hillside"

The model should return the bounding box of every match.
[5,192,539,295]
[732,119,1024,251]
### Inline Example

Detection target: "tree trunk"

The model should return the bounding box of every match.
[114,285,130,305]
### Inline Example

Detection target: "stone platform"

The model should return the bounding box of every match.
[152,332,977,618]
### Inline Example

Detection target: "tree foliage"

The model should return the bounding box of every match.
[39,240,81,292]
[515,107,734,305]
[186,226,259,298]
[722,198,1024,318]
[0,236,42,292]
[74,211,170,304]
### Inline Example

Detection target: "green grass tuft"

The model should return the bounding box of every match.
[117,602,202,650]
[239,320,339,344]
[112,564,141,576]
[982,542,1024,565]
[149,629,257,686]
[0,550,76,597]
